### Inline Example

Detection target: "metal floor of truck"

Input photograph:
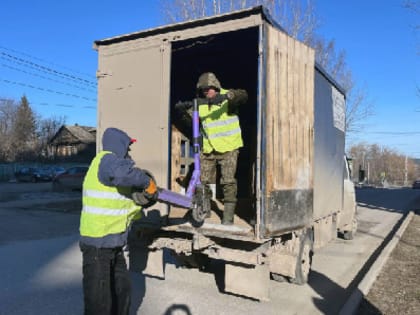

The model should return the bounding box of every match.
[164,198,255,238]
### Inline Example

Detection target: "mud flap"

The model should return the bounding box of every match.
[143,249,165,279]
[225,263,270,301]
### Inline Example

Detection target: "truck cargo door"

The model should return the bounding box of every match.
[261,25,315,237]
[96,41,171,212]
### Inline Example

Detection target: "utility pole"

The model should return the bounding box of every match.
[404,155,408,186]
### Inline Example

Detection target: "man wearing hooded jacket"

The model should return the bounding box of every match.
[79,127,157,315]
[176,72,248,225]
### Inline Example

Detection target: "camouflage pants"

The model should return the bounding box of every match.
[200,149,239,203]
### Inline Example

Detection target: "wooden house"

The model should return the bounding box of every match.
[48,125,96,162]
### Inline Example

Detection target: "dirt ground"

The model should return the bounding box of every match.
[358,209,420,315]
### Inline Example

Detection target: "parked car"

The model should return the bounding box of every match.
[412,180,420,189]
[15,167,53,182]
[50,166,66,177]
[52,166,89,191]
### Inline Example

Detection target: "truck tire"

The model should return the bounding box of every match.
[175,253,210,271]
[343,218,358,240]
[291,229,313,285]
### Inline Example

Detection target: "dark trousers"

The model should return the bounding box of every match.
[80,243,131,315]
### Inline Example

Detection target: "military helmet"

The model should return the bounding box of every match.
[196,72,221,91]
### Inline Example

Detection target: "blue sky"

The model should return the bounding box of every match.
[1,1,418,157]
[316,0,419,158]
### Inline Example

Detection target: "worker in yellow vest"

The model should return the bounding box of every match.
[79,127,157,315]
[176,72,248,224]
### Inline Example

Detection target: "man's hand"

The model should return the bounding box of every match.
[132,190,157,207]
[226,90,235,101]
[208,93,228,105]
[132,170,158,207]
[175,101,193,111]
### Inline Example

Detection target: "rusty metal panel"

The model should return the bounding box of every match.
[96,40,171,214]
[262,24,315,237]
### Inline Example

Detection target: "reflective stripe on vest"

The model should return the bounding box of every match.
[79,151,142,238]
[199,88,243,153]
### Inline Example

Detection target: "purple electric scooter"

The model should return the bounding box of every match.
[156,99,210,223]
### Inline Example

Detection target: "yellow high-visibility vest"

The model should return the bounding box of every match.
[80,151,142,238]
[199,89,243,153]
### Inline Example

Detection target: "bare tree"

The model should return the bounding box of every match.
[158,0,373,134]
[0,95,67,162]
[0,98,18,162]
[349,142,417,186]
[404,0,420,42]
[403,0,420,98]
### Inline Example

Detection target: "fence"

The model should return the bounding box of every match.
[0,164,28,182]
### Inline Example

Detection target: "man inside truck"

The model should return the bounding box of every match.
[176,72,248,224]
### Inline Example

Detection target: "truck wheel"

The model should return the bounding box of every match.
[191,184,211,225]
[343,218,358,240]
[175,253,210,270]
[292,229,313,285]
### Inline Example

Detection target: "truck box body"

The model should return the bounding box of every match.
[94,6,355,300]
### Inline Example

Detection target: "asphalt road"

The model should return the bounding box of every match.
[0,183,418,315]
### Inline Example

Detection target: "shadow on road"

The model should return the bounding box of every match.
[356,187,420,213]
[310,270,382,314]
[127,237,148,314]
[310,204,412,314]
[357,294,384,314]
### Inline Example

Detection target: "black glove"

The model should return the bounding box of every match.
[132,187,158,207]
[208,93,228,105]
[131,169,158,207]
[175,100,193,111]
[132,190,150,206]
[196,97,208,105]
[226,90,235,101]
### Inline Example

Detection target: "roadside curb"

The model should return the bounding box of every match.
[339,210,415,315]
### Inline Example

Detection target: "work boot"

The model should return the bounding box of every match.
[222,202,236,225]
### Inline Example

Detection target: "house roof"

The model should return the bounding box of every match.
[49,125,96,145]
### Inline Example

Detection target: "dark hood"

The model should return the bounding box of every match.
[102,127,133,158]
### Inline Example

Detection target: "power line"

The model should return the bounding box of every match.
[0,78,97,102]
[0,51,96,87]
[1,63,96,94]
[366,131,420,135]
[0,45,95,80]
[35,102,96,109]
[0,46,98,119]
